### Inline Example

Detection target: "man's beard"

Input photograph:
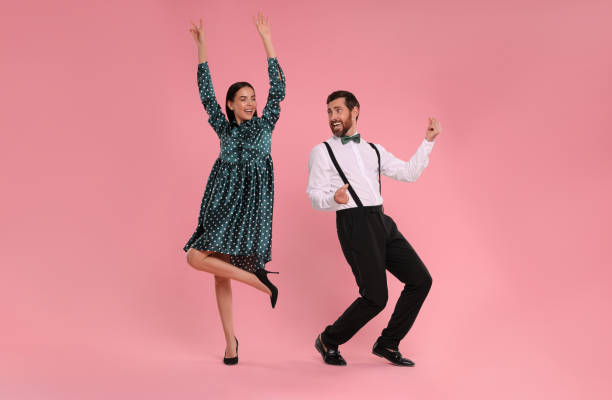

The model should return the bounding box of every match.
[330,118,353,137]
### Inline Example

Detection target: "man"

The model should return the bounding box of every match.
[307,90,441,366]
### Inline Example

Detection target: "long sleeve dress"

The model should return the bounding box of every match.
[183,58,286,272]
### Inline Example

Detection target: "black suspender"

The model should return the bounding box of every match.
[368,142,381,195]
[323,142,364,207]
[322,140,382,208]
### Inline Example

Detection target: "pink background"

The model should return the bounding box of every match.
[2,0,611,398]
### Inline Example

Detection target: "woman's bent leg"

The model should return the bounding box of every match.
[186,248,272,295]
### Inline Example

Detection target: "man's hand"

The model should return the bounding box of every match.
[334,184,350,204]
[425,117,442,142]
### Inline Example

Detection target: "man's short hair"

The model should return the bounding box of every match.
[327,90,360,120]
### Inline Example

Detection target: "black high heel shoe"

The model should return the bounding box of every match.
[254,269,279,308]
[223,337,238,365]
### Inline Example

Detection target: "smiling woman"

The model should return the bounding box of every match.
[225,81,258,123]
[184,12,286,366]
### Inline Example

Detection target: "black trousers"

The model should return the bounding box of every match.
[322,205,432,350]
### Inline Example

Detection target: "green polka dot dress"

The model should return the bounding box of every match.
[183,58,285,273]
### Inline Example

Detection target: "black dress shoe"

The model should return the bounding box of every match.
[315,335,347,366]
[372,340,414,366]
[254,269,279,308]
[223,337,238,365]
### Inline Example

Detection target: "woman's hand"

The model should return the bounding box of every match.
[254,12,272,41]
[253,11,280,58]
[189,19,205,46]
[254,12,276,58]
[189,19,207,63]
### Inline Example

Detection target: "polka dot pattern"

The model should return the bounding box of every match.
[183,58,286,272]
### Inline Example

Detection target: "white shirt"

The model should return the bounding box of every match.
[306,133,435,211]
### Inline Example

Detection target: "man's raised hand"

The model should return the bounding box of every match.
[425,117,442,142]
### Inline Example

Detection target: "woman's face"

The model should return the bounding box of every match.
[228,86,256,124]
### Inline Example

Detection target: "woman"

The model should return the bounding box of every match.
[185,13,285,365]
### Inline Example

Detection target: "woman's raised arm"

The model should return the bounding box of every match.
[254,12,277,59]
[189,19,228,135]
[255,13,286,129]
[189,19,208,63]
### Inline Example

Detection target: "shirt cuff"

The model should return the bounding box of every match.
[422,138,435,151]
[329,193,338,207]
